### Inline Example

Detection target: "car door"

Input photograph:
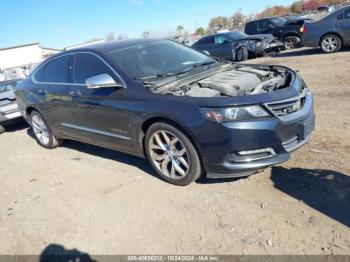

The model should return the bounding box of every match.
[32,54,76,136]
[193,36,216,55]
[213,34,233,60]
[66,52,133,151]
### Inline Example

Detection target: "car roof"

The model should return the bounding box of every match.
[67,38,164,53]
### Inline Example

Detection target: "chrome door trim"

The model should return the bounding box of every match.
[61,123,131,141]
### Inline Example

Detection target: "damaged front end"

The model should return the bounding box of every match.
[245,34,285,56]
[148,64,292,98]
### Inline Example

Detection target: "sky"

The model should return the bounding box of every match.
[0,0,295,49]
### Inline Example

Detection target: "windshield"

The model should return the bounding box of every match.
[270,17,287,26]
[106,40,216,80]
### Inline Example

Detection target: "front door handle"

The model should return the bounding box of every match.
[69,91,82,97]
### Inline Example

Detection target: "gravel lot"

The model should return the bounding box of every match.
[0,48,349,256]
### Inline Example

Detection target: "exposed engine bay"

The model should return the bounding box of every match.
[149,65,292,97]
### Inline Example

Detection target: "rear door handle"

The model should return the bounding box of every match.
[69,91,82,97]
[37,89,47,95]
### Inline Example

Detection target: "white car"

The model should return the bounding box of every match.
[0,79,23,133]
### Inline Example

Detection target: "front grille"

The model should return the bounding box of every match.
[265,93,306,117]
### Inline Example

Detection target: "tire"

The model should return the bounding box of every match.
[235,47,248,62]
[0,124,5,134]
[283,36,301,49]
[30,111,62,149]
[320,34,342,53]
[145,122,202,186]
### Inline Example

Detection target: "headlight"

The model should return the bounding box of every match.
[0,84,13,93]
[200,105,270,122]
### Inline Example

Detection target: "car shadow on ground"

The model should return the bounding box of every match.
[273,47,350,58]
[3,120,28,133]
[271,167,350,227]
[63,140,160,179]
[39,244,96,262]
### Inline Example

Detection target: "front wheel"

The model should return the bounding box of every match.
[30,111,62,149]
[283,36,301,49]
[145,122,202,186]
[320,34,342,53]
[234,47,248,62]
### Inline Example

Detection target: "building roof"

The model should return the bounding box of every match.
[0,42,39,51]
[0,42,61,52]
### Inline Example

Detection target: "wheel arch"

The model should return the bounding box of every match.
[282,31,301,41]
[140,116,205,170]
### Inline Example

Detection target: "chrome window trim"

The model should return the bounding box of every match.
[61,123,131,141]
[31,51,127,88]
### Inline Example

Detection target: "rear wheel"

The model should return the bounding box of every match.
[30,111,62,149]
[0,124,5,134]
[283,36,301,49]
[235,47,248,62]
[320,34,342,53]
[145,122,202,186]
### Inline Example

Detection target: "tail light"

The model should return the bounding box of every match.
[300,25,308,34]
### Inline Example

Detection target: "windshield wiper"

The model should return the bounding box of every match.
[141,61,217,83]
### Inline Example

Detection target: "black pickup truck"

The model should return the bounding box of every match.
[245,16,312,49]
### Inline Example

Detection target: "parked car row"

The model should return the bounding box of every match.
[191,31,284,62]
[191,5,350,62]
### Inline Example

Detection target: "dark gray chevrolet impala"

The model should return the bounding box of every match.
[15,39,315,186]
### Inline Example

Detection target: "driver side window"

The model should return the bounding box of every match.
[215,35,230,44]
[73,53,115,84]
[257,20,272,33]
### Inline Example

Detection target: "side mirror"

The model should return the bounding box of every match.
[222,40,230,45]
[85,74,123,89]
[269,24,276,29]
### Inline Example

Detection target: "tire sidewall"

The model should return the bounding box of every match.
[235,47,248,62]
[30,111,56,149]
[283,36,301,49]
[145,122,202,186]
[321,34,341,53]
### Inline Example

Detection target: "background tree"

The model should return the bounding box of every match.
[105,31,115,41]
[231,9,245,28]
[142,31,150,38]
[290,1,304,13]
[195,27,207,35]
[176,25,184,36]
[208,16,230,30]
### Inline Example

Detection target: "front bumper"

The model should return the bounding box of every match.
[0,101,22,123]
[200,92,315,178]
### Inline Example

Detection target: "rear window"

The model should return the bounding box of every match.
[245,21,257,34]
[35,55,71,83]
[196,36,215,45]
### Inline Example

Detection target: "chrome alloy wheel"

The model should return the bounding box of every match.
[322,36,338,52]
[149,130,189,179]
[32,114,50,145]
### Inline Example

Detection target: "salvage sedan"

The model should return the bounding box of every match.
[15,39,315,186]
[192,32,284,61]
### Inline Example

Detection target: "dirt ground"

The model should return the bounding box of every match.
[0,48,349,256]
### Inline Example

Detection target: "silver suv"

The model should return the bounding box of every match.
[0,79,22,133]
